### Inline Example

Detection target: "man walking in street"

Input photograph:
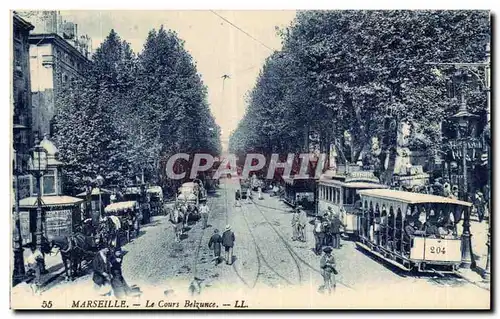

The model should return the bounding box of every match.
[235,189,241,207]
[208,229,223,266]
[200,202,210,229]
[222,225,235,265]
[298,206,308,242]
[313,216,324,255]
[92,247,112,296]
[331,212,346,249]
[291,208,300,241]
[319,246,337,294]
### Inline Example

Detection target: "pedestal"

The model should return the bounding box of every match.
[12,247,25,285]
[460,228,476,269]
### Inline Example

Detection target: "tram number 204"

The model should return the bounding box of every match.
[429,246,446,254]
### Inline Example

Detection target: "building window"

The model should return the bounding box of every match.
[42,170,56,195]
[62,73,68,83]
[14,47,22,71]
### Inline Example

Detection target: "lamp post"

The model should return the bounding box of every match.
[483,123,491,281]
[12,124,29,284]
[95,175,104,220]
[28,137,48,254]
[450,95,478,269]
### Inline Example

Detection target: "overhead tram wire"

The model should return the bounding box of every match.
[209,10,276,53]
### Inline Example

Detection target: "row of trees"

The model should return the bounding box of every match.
[229,11,489,180]
[54,28,221,193]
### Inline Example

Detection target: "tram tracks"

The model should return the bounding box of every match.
[239,203,294,287]
[251,198,355,291]
[191,193,218,280]
[220,180,262,289]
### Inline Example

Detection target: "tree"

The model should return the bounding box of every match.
[53,30,136,192]
[231,10,490,179]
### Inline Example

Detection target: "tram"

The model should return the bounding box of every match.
[317,171,387,236]
[355,189,472,273]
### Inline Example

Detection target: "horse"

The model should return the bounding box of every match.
[170,208,185,242]
[49,232,98,281]
[97,216,123,249]
[125,210,139,243]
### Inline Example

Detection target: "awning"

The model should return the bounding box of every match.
[147,186,162,194]
[19,195,83,208]
[104,201,138,213]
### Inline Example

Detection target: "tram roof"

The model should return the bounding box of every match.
[358,189,472,207]
[319,179,388,189]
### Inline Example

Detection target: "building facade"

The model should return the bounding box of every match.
[23,11,91,137]
[13,13,35,171]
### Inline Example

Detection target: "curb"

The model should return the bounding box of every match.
[455,270,490,291]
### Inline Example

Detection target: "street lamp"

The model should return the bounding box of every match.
[95,175,104,219]
[449,95,478,269]
[483,122,491,281]
[27,137,48,255]
[12,123,29,284]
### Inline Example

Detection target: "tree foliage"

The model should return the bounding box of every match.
[230,10,490,176]
[54,28,220,193]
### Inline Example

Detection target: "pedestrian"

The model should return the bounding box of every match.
[313,216,325,255]
[258,186,263,200]
[208,229,223,265]
[272,184,279,197]
[235,189,241,207]
[443,180,451,197]
[474,190,485,222]
[200,202,210,229]
[291,209,300,241]
[246,188,252,203]
[222,225,235,265]
[92,247,112,296]
[298,206,308,242]
[25,243,44,295]
[331,213,345,249]
[319,246,337,294]
[110,249,140,299]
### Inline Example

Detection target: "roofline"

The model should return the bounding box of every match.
[358,189,472,207]
[13,13,34,31]
[29,33,90,62]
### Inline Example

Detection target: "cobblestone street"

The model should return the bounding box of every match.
[12,178,490,309]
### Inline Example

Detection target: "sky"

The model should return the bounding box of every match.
[59,10,297,147]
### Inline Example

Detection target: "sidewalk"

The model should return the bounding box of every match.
[12,249,66,297]
[455,218,491,290]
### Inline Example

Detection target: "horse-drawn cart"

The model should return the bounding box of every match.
[147,186,164,216]
[103,201,141,246]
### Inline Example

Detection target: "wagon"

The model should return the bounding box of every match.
[104,201,141,244]
[147,186,164,216]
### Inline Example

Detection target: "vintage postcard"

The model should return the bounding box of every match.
[10,9,491,310]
